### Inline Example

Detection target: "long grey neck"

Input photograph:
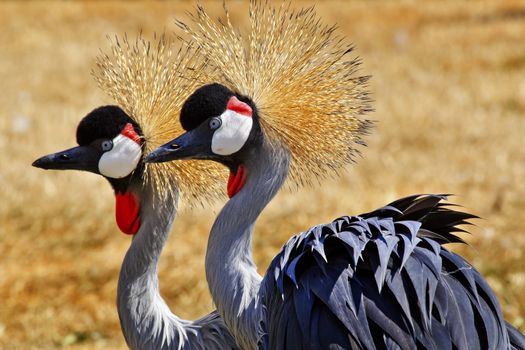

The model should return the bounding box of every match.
[117,183,188,350]
[205,140,290,350]
[116,184,240,350]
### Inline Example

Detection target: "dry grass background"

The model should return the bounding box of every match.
[1,0,524,348]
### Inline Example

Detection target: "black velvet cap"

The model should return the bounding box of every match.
[180,83,234,131]
[76,105,142,146]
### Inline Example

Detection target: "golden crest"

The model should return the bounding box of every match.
[178,1,372,188]
[93,33,227,205]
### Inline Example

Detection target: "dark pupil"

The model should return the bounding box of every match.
[209,118,222,130]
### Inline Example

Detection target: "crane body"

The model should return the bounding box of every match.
[259,194,509,349]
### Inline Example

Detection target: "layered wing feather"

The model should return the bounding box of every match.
[258,194,518,350]
[507,322,525,350]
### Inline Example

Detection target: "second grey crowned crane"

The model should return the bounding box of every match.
[33,35,239,350]
[146,83,525,350]
[145,2,525,350]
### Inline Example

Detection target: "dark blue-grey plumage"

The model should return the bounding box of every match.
[258,194,524,350]
[508,322,525,350]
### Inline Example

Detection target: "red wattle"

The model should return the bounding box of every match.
[226,96,252,117]
[120,123,141,145]
[115,192,141,235]
[227,164,247,198]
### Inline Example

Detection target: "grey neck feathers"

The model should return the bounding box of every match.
[117,182,239,350]
[205,140,290,350]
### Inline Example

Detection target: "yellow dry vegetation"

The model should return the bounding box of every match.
[1,1,524,348]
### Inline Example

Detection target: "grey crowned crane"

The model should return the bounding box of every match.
[32,35,239,350]
[145,2,525,350]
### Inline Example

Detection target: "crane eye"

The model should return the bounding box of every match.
[101,140,113,152]
[209,117,222,130]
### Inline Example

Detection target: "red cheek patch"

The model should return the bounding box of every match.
[226,96,252,117]
[227,164,248,198]
[120,123,142,145]
[115,191,141,235]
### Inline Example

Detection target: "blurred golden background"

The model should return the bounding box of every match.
[1,1,524,348]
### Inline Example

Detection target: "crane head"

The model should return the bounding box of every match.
[33,106,145,235]
[145,83,261,168]
[33,105,143,184]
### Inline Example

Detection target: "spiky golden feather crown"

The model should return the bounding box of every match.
[177,1,373,188]
[93,34,226,205]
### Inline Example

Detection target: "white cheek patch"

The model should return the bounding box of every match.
[211,110,253,155]
[98,134,142,178]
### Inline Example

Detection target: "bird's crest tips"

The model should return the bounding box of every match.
[177,1,373,188]
[93,33,227,205]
